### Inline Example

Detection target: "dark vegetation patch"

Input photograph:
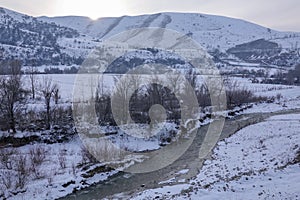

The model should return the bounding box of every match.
[81,165,114,179]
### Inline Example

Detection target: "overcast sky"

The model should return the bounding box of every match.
[0,0,299,32]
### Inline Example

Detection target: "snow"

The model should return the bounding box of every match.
[125,184,191,200]
[1,7,300,73]
[231,78,300,113]
[0,7,33,23]
[38,12,300,51]
[101,122,178,152]
[176,169,189,175]
[1,74,300,199]
[129,113,300,199]
[1,6,300,199]
[227,61,261,67]
[0,137,120,200]
[158,177,177,185]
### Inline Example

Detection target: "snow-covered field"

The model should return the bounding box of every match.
[23,74,300,101]
[129,113,300,200]
[234,77,300,113]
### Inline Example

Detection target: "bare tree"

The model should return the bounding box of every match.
[15,155,29,189]
[111,74,141,124]
[181,70,201,116]
[40,77,58,129]
[185,69,198,89]
[224,78,253,108]
[145,75,164,106]
[196,83,211,108]
[287,64,300,85]
[95,77,112,125]
[224,78,239,107]
[28,64,38,99]
[167,73,182,95]
[53,86,60,104]
[0,60,25,133]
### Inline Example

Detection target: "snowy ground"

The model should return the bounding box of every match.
[1,75,300,199]
[0,137,122,199]
[128,113,300,200]
[21,74,300,102]
[241,79,300,113]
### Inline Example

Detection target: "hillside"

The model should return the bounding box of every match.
[39,12,300,51]
[0,7,98,66]
[0,7,299,69]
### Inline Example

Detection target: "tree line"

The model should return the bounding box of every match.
[0,61,270,135]
[93,70,267,127]
[0,60,72,135]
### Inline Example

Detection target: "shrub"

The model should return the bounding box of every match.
[80,145,98,165]
[0,148,17,170]
[15,155,29,189]
[29,145,47,166]
[58,149,67,169]
[0,171,13,189]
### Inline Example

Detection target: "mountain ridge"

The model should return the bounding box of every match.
[0,7,299,69]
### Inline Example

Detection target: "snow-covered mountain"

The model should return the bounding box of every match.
[0,7,99,67]
[39,12,300,51]
[0,7,299,69]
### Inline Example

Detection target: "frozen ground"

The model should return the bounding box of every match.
[128,113,300,200]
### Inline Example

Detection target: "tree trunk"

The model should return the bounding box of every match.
[46,99,51,130]
[9,104,16,133]
[31,78,35,99]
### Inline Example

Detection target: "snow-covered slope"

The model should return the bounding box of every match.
[0,7,98,66]
[0,7,299,68]
[129,113,300,200]
[39,12,300,51]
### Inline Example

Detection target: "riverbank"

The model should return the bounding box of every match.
[121,111,300,199]
[61,108,300,199]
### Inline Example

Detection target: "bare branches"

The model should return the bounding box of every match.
[40,77,59,129]
[28,65,38,100]
[0,60,25,133]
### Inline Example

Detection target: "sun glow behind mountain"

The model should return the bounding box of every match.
[55,0,126,19]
